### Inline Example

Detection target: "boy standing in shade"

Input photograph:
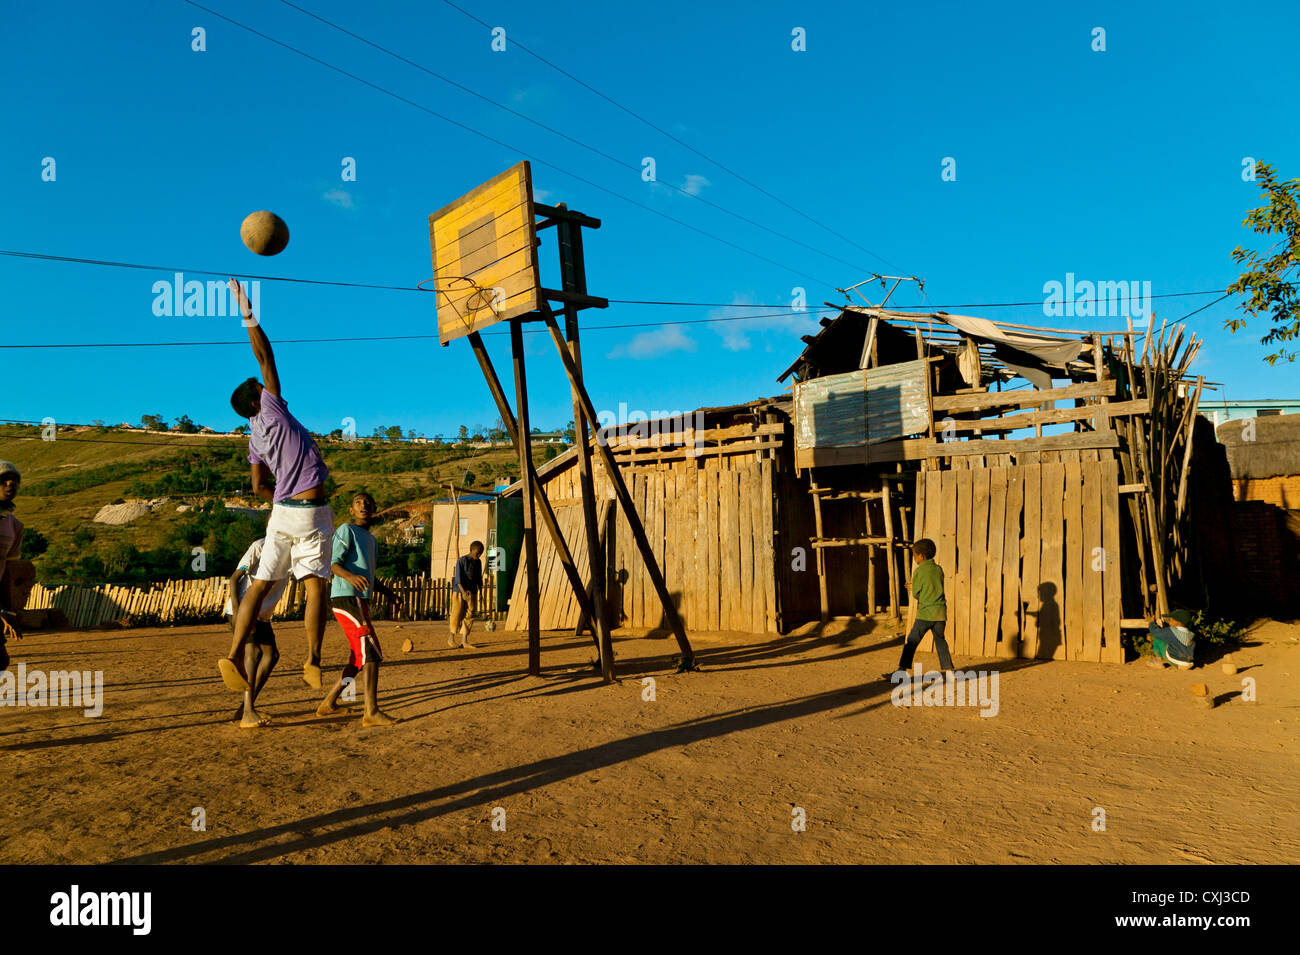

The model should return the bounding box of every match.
[890,538,955,676]
[448,541,484,649]
[224,537,289,728]
[0,462,25,671]
[222,278,333,694]
[317,492,400,726]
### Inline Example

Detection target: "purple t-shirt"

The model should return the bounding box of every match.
[248,390,329,503]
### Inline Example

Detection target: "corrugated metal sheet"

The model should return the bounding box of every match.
[794,359,929,452]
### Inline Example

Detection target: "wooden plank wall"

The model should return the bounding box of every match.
[914,458,1124,662]
[530,445,780,633]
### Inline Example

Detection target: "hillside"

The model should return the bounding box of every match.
[0,424,560,586]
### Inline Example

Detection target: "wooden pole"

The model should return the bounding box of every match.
[557,211,616,682]
[467,332,596,629]
[810,475,830,623]
[539,305,695,666]
[510,317,541,675]
[881,483,900,619]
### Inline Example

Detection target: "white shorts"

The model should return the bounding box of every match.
[256,502,334,581]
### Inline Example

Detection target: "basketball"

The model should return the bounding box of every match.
[240,210,290,256]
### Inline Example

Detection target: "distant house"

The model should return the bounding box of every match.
[1200,398,1300,425]
[1216,412,1300,616]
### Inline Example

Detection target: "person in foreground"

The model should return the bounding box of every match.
[224,537,289,728]
[317,492,400,726]
[889,537,955,678]
[220,277,333,694]
[448,540,484,649]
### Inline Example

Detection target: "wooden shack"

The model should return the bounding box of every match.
[782,305,1225,662]
[499,398,834,634]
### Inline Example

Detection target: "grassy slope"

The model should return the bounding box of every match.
[0,424,552,583]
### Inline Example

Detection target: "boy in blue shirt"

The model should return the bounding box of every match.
[317,492,401,725]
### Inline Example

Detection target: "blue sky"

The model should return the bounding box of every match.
[2,0,1298,440]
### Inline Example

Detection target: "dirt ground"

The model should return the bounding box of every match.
[2,615,1298,864]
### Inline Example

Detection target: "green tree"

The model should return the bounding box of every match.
[22,528,49,558]
[385,425,403,443]
[174,414,200,434]
[1229,161,1300,364]
[141,413,168,431]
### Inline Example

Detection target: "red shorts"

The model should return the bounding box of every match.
[330,596,382,673]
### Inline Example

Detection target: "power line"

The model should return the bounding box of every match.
[438,0,903,271]
[277,0,874,276]
[0,308,837,350]
[1,248,1257,309]
[181,0,842,290]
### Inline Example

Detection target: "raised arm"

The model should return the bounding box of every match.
[229,278,280,397]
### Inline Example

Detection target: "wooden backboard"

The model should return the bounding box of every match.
[429,161,540,344]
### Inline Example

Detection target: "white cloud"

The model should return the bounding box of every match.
[682,174,710,196]
[323,188,355,209]
[607,325,697,359]
[709,292,820,352]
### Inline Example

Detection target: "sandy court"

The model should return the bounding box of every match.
[2,616,1298,864]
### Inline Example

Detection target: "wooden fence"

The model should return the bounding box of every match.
[913,460,1124,662]
[26,574,497,630]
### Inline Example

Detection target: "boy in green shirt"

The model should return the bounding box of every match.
[891,538,955,675]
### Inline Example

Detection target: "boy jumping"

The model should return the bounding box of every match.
[224,537,289,728]
[317,492,400,726]
[221,278,333,693]
[890,538,955,677]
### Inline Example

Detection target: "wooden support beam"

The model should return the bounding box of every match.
[810,536,896,548]
[920,430,1119,458]
[557,212,615,682]
[467,332,595,631]
[932,380,1116,413]
[540,288,609,310]
[810,476,830,623]
[941,397,1150,433]
[510,318,541,675]
[533,202,602,229]
[539,306,695,666]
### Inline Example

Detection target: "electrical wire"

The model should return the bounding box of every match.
[277,0,878,275]
[437,0,903,271]
[181,0,843,290]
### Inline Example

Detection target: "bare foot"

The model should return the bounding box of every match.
[302,662,323,689]
[460,639,478,649]
[362,710,399,727]
[446,634,458,649]
[230,705,246,724]
[316,700,342,717]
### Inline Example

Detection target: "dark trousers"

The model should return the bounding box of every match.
[898,618,954,671]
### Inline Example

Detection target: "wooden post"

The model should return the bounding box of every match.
[467,332,596,630]
[557,211,616,682]
[539,305,695,666]
[881,482,900,619]
[510,317,541,675]
[810,477,830,623]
